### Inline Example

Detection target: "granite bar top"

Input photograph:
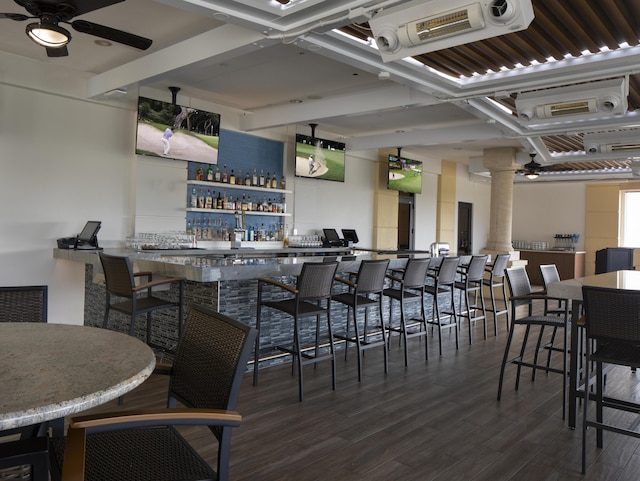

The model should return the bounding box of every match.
[54,247,429,282]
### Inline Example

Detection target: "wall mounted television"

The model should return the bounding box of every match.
[135,96,221,164]
[295,134,346,182]
[387,154,423,194]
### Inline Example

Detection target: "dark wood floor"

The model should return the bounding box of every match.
[78,306,640,481]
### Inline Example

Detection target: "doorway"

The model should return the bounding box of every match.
[398,193,415,250]
[457,202,472,255]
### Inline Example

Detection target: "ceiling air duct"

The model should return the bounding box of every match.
[369,0,534,62]
[515,78,628,123]
[583,130,640,156]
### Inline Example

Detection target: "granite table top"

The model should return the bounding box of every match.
[0,323,155,431]
[547,269,640,301]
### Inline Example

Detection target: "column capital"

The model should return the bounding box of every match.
[482,147,520,172]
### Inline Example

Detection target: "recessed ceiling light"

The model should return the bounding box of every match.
[290,99,303,104]
[95,39,112,47]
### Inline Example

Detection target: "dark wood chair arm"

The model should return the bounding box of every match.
[131,276,185,292]
[334,276,356,288]
[385,273,403,283]
[257,277,298,294]
[509,293,548,301]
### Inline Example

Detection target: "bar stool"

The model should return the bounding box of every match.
[454,255,488,344]
[382,257,430,366]
[482,253,510,335]
[425,256,460,355]
[255,261,339,402]
[332,259,390,381]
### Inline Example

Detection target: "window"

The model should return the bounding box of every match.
[621,191,640,247]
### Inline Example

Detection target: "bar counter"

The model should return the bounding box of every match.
[54,247,432,364]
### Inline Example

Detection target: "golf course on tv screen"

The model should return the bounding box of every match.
[387,154,423,194]
[295,134,345,182]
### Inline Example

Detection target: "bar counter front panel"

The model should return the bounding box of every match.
[55,248,451,368]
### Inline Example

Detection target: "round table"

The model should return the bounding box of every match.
[0,323,156,431]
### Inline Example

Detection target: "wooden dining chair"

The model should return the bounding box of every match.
[52,305,257,481]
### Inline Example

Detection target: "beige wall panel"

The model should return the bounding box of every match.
[585,184,620,213]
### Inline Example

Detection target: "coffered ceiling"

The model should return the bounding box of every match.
[1,0,639,180]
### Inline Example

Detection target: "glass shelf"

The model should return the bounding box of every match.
[187,179,291,194]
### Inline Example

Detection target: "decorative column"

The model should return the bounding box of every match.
[482,147,519,253]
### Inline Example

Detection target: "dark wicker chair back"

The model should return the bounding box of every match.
[466,255,489,282]
[435,256,460,286]
[296,261,339,300]
[582,286,640,344]
[353,259,390,295]
[505,266,534,310]
[0,286,48,323]
[99,253,136,299]
[402,257,430,289]
[540,264,561,287]
[491,253,511,279]
[169,305,257,412]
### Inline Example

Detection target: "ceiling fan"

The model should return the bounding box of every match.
[0,0,152,58]
[519,152,545,179]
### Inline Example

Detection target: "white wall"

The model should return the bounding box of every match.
[512,181,586,251]
[1,79,136,325]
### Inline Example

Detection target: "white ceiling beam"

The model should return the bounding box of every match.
[87,24,269,98]
[347,122,504,150]
[239,85,438,131]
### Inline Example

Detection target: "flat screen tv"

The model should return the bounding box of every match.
[135,96,221,164]
[387,154,423,194]
[295,134,346,182]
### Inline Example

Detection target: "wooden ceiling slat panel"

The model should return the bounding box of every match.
[591,0,638,47]
[571,0,621,48]
[533,2,597,56]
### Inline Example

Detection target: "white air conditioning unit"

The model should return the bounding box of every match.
[515,78,628,122]
[583,130,640,156]
[369,0,534,62]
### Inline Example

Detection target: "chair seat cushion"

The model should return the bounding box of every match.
[110,297,177,316]
[332,292,378,308]
[382,288,421,302]
[52,426,217,481]
[592,341,640,368]
[515,315,566,327]
[263,299,328,317]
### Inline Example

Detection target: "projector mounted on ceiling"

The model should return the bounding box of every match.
[515,78,628,123]
[583,130,640,156]
[368,0,534,62]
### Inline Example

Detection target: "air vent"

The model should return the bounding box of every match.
[369,0,534,62]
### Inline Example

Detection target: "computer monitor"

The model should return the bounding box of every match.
[322,228,342,247]
[341,229,359,245]
[75,221,102,249]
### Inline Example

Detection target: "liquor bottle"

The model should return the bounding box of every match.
[259,169,265,187]
[214,165,221,182]
[197,188,205,209]
[237,170,242,185]
[265,172,271,188]
[271,172,278,189]
[195,167,204,181]
[247,195,253,211]
[216,191,223,209]
[186,219,192,235]
[241,194,248,211]
[222,164,228,183]
[207,165,213,181]
[190,187,197,208]
[230,169,236,185]
[205,189,213,209]
[245,171,251,186]
[252,168,258,186]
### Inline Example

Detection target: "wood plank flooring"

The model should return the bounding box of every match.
[70,306,640,480]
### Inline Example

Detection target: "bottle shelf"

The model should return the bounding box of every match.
[187,179,291,194]
[186,207,290,217]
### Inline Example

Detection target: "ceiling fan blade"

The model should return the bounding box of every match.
[46,45,69,57]
[67,0,125,17]
[70,19,152,50]
[0,12,30,20]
